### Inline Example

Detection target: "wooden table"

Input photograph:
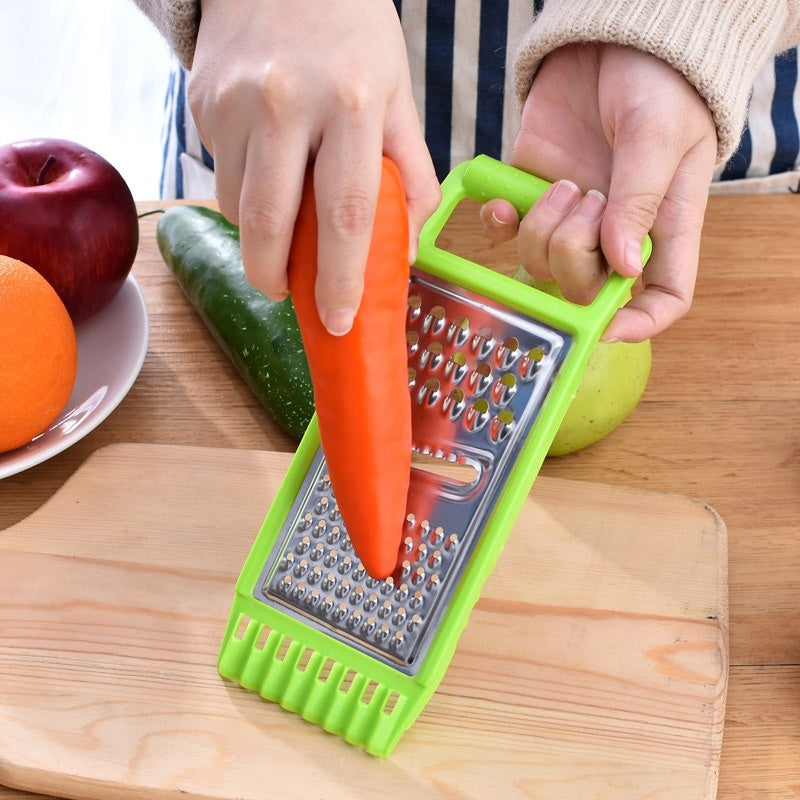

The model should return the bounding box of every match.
[1,196,798,798]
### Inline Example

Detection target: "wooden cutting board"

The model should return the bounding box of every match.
[0,443,727,800]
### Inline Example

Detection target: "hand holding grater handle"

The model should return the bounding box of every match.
[416,154,653,337]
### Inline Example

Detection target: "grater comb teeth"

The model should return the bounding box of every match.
[253,270,571,676]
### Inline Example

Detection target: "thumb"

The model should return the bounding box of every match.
[600,134,675,278]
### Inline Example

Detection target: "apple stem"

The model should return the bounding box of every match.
[37,154,57,185]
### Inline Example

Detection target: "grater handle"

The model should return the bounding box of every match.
[457,155,652,262]
[418,154,652,268]
[415,156,652,331]
[460,154,552,219]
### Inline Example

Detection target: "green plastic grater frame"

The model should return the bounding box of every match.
[217,155,652,757]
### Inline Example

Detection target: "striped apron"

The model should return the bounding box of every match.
[158,1,800,198]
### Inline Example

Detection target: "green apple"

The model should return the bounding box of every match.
[511,266,651,456]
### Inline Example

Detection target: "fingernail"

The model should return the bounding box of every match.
[624,241,643,273]
[547,180,580,212]
[576,189,606,221]
[324,308,355,336]
[491,210,513,227]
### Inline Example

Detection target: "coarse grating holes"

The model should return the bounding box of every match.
[491,372,517,406]
[447,315,470,345]
[340,669,358,694]
[275,637,293,662]
[490,408,515,443]
[256,625,273,651]
[427,304,446,324]
[465,398,491,432]
[444,351,468,383]
[420,340,443,369]
[473,325,495,358]
[383,691,401,715]
[235,615,253,640]
[495,336,521,369]
[361,680,380,705]
[469,361,493,396]
[520,345,547,380]
[407,294,422,320]
[418,377,440,406]
[422,304,446,335]
[297,648,314,672]
[318,658,336,683]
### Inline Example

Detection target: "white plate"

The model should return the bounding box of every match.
[0,275,149,479]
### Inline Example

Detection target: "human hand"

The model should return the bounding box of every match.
[189,0,440,335]
[482,44,717,342]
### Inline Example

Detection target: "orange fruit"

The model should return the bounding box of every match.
[0,255,78,453]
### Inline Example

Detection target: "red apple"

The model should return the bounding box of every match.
[0,138,139,323]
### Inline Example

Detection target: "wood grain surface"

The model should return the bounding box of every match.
[1,194,799,797]
[0,443,726,800]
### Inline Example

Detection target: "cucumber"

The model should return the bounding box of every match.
[156,205,314,440]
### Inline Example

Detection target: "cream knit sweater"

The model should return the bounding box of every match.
[136,0,800,163]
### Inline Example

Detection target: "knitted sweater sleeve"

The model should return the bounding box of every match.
[133,0,200,71]
[513,0,800,163]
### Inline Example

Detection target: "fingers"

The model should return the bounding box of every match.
[514,180,608,301]
[207,136,246,227]
[237,135,309,302]
[384,88,441,263]
[601,282,693,344]
[312,117,384,335]
[601,140,715,342]
[547,188,608,302]
[480,200,520,244]
[600,139,677,282]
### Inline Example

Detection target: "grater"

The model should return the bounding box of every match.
[217,155,652,756]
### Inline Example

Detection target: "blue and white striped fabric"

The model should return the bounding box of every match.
[712,46,800,193]
[159,1,800,199]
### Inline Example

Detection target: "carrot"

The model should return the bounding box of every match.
[288,157,412,580]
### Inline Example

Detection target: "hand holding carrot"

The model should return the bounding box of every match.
[188,0,440,335]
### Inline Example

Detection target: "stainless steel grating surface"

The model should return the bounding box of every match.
[255,271,571,675]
